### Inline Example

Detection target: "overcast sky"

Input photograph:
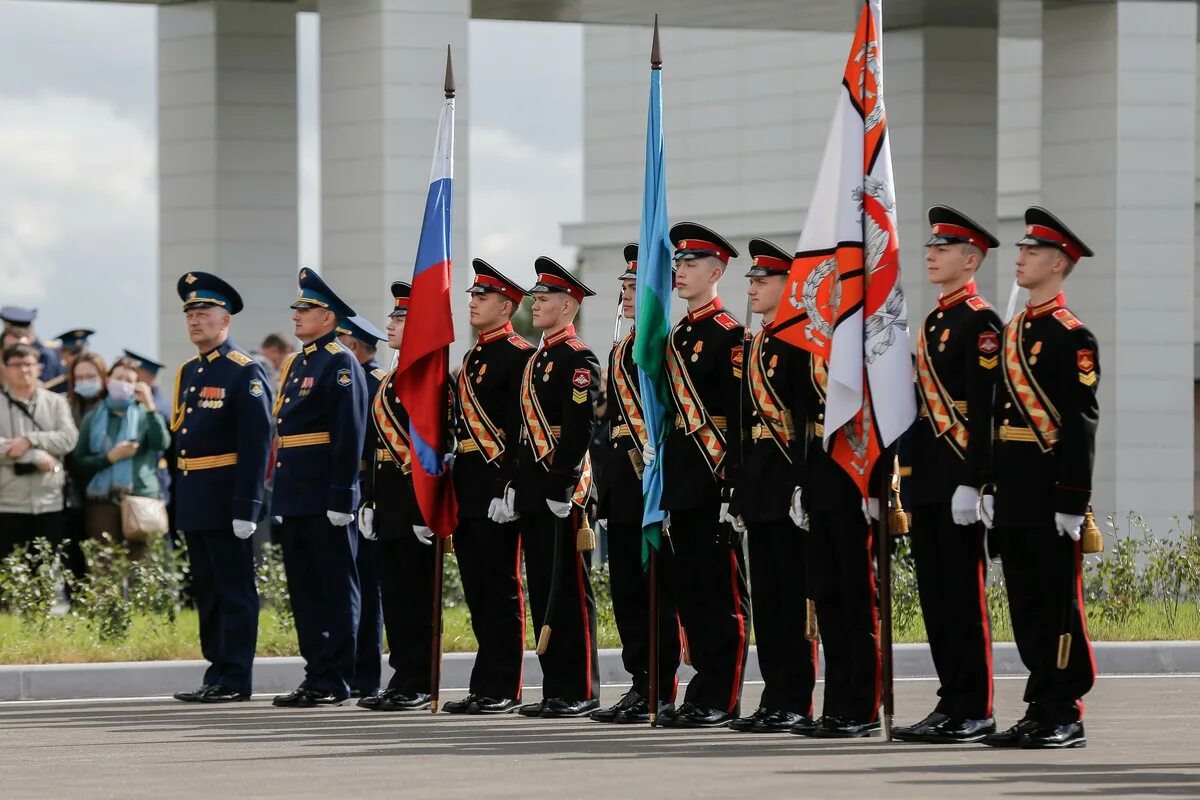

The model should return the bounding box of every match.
[0,1,582,360]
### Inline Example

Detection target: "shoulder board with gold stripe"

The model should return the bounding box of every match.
[508,334,533,350]
[226,350,252,366]
[566,338,586,351]
[371,368,388,381]
[966,296,991,311]
[714,312,739,331]
[1052,308,1082,330]
[325,341,345,355]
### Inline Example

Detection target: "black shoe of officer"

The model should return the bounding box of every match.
[517,700,546,718]
[789,715,818,736]
[379,691,432,711]
[981,718,1041,748]
[925,716,996,744]
[808,715,880,738]
[891,711,950,742]
[660,702,733,729]
[1020,721,1086,749]
[272,687,349,708]
[173,685,212,703]
[357,690,387,710]
[614,698,672,724]
[591,689,643,723]
[730,707,771,732]
[473,697,521,714]
[752,709,806,733]
[199,685,250,703]
[541,698,600,718]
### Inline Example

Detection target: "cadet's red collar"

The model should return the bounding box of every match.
[543,325,577,348]
[1026,292,1066,319]
[477,322,514,344]
[937,280,977,310]
[687,296,724,322]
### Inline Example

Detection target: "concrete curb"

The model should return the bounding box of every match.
[2,641,1198,702]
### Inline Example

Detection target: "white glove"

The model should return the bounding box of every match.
[788,487,805,528]
[232,520,256,539]
[980,494,996,530]
[443,451,456,471]
[951,485,981,526]
[359,506,376,540]
[489,488,520,524]
[546,499,572,519]
[642,442,656,466]
[719,501,731,524]
[730,515,747,534]
[327,510,354,527]
[413,525,434,545]
[863,498,881,522]
[1055,512,1084,541]
[487,496,503,523]
[598,519,608,530]
[271,516,282,524]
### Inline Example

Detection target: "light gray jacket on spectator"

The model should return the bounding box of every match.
[0,386,78,514]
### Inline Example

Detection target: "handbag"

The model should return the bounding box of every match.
[120,494,169,542]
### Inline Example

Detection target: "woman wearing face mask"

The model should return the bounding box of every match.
[61,353,109,586]
[72,357,170,560]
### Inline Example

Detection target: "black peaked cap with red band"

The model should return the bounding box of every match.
[468,258,527,305]
[744,237,792,277]
[531,256,595,303]
[1016,206,1094,261]
[389,281,411,318]
[620,242,638,280]
[670,221,739,264]
[926,205,1001,252]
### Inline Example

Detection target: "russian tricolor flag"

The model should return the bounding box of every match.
[395,83,459,539]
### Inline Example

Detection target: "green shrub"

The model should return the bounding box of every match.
[255,543,293,631]
[0,537,68,632]
[73,534,134,643]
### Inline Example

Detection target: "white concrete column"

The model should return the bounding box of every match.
[886,26,999,315]
[1042,1,1197,527]
[157,1,299,369]
[319,0,469,349]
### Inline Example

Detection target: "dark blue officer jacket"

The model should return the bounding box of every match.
[272,329,367,516]
[171,339,274,530]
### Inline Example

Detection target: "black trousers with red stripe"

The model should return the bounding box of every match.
[996,524,1095,724]
[667,506,750,715]
[910,504,994,720]
[378,534,437,695]
[745,518,818,716]
[522,509,599,702]
[805,508,880,723]
[454,516,526,700]
[607,521,682,702]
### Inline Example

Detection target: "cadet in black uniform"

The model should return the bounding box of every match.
[335,312,389,701]
[728,238,818,734]
[654,222,750,729]
[168,272,273,703]
[358,283,441,711]
[500,257,601,719]
[893,207,1001,744]
[443,261,534,715]
[271,268,368,708]
[982,207,1098,750]
[591,244,682,725]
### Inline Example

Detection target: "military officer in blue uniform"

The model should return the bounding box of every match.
[56,328,96,381]
[335,311,389,701]
[271,268,369,708]
[168,272,273,703]
[1,306,65,391]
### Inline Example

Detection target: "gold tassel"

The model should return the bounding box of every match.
[536,625,552,655]
[445,534,455,555]
[887,456,909,535]
[576,516,596,552]
[1081,508,1103,555]
[805,599,819,642]
[1056,633,1072,670]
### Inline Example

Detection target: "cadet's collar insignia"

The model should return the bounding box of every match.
[249,378,264,397]
[206,350,221,362]
[507,334,534,350]
[477,323,515,344]
[325,341,344,355]
[371,367,388,381]
[566,337,586,351]
[303,343,317,355]
[1026,292,1066,319]
[544,325,577,348]
[185,273,197,285]
[1052,308,1082,330]
[937,280,977,310]
[336,368,352,387]
[572,368,591,388]
[966,296,991,312]
[687,296,724,322]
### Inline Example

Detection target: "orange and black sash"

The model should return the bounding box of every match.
[373,371,413,473]
[916,324,969,459]
[519,350,556,463]
[665,325,726,474]
[457,361,505,463]
[611,333,648,451]
[1001,310,1060,452]
[747,329,794,461]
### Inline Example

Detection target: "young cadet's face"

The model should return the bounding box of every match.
[620,279,637,319]
[469,291,512,331]
[748,275,786,316]
[673,256,722,301]
[1015,244,1066,290]
[531,292,571,330]
[386,313,407,350]
[925,243,973,286]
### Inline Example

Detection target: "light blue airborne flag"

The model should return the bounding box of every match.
[632,31,672,563]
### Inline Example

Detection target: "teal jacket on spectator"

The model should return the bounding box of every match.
[72,404,170,500]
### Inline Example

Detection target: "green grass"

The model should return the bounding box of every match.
[1,600,1196,666]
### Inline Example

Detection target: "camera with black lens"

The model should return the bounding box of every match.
[12,463,37,476]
